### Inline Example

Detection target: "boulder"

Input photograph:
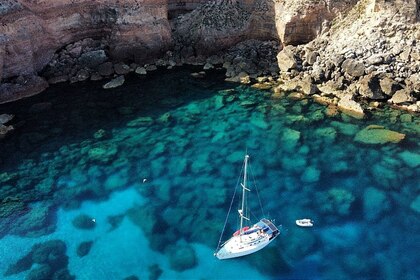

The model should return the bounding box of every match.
[104,171,128,191]
[123,275,140,280]
[277,47,297,72]
[148,264,163,280]
[317,188,355,216]
[0,114,14,124]
[281,128,301,150]
[337,95,365,119]
[203,62,214,70]
[97,62,114,76]
[114,62,130,75]
[103,76,125,89]
[78,50,108,68]
[300,76,318,95]
[305,50,319,65]
[31,240,67,264]
[167,243,197,271]
[4,250,33,276]
[135,67,147,75]
[127,204,159,235]
[342,59,365,77]
[77,241,93,257]
[11,205,53,237]
[398,151,420,168]
[48,75,68,84]
[330,121,359,136]
[405,73,420,92]
[354,125,405,144]
[300,165,321,183]
[410,195,420,214]
[26,264,52,280]
[88,143,118,163]
[379,76,400,96]
[358,73,386,100]
[363,187,390,221]
[365,54,384,66]
[0,124,14,139]
[389,88,415,104]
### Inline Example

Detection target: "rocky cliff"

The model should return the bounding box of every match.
[0,0,419,109]
[0,0,172,102]
[275,0,420,113]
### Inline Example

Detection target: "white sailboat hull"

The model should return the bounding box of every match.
[215,234,274,259]
[215,219,280,260]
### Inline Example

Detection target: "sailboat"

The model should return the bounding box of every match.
[214,154,280,260]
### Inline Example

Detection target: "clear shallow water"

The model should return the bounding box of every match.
[0,67,419,280]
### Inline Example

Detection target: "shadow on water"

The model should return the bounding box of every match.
[0,66,230,168]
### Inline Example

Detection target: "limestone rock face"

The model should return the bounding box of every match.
[172,0,278,57]
[274,0,358,46]
[277,46,297,72]
[0,0,172,81]
[0,76,48,104]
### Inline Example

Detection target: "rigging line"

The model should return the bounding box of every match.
[215,159,245,251]
[249,158,265,217]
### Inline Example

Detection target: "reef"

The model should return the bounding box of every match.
[4,239,74,279]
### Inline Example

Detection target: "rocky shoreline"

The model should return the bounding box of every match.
[0,0,419,118]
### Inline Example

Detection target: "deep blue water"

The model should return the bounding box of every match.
[0,67,419,280]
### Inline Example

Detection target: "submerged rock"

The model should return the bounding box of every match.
[135,67,147,75]
[248,247,291,275]
[148,264,163,280]
[363,187,391,221]
[123,276,139,280]
[410,195,420,214]
[398,151,420,168]
[104,171,128,191]
[300,165,321,183]
[320,223,363,251]
[0,124,14,139]
[26,264,52,280]
[11,205,54,237]
[354,125,405,144]
[0,114,14,124]
[88,143,118,163]
[317,188,355,216]
[72,214,96,230]
[103,76,125,89]
[281,128,301,150]
[77,241,94,257]
[166,242,197,271]
[330,121,359,136]
[337,95,365,119]
[31,240,69,275]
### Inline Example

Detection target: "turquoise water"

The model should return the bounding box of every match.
[0,67,419,280]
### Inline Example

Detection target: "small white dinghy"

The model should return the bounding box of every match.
[296,219,314,227]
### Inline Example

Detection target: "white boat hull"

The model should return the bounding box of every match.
[296,219,313,227]
[215,219,280,260]
[215,234,273,259]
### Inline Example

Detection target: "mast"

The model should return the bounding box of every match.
[239,155,250,239]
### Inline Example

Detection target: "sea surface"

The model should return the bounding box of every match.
[0,67,419,280]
